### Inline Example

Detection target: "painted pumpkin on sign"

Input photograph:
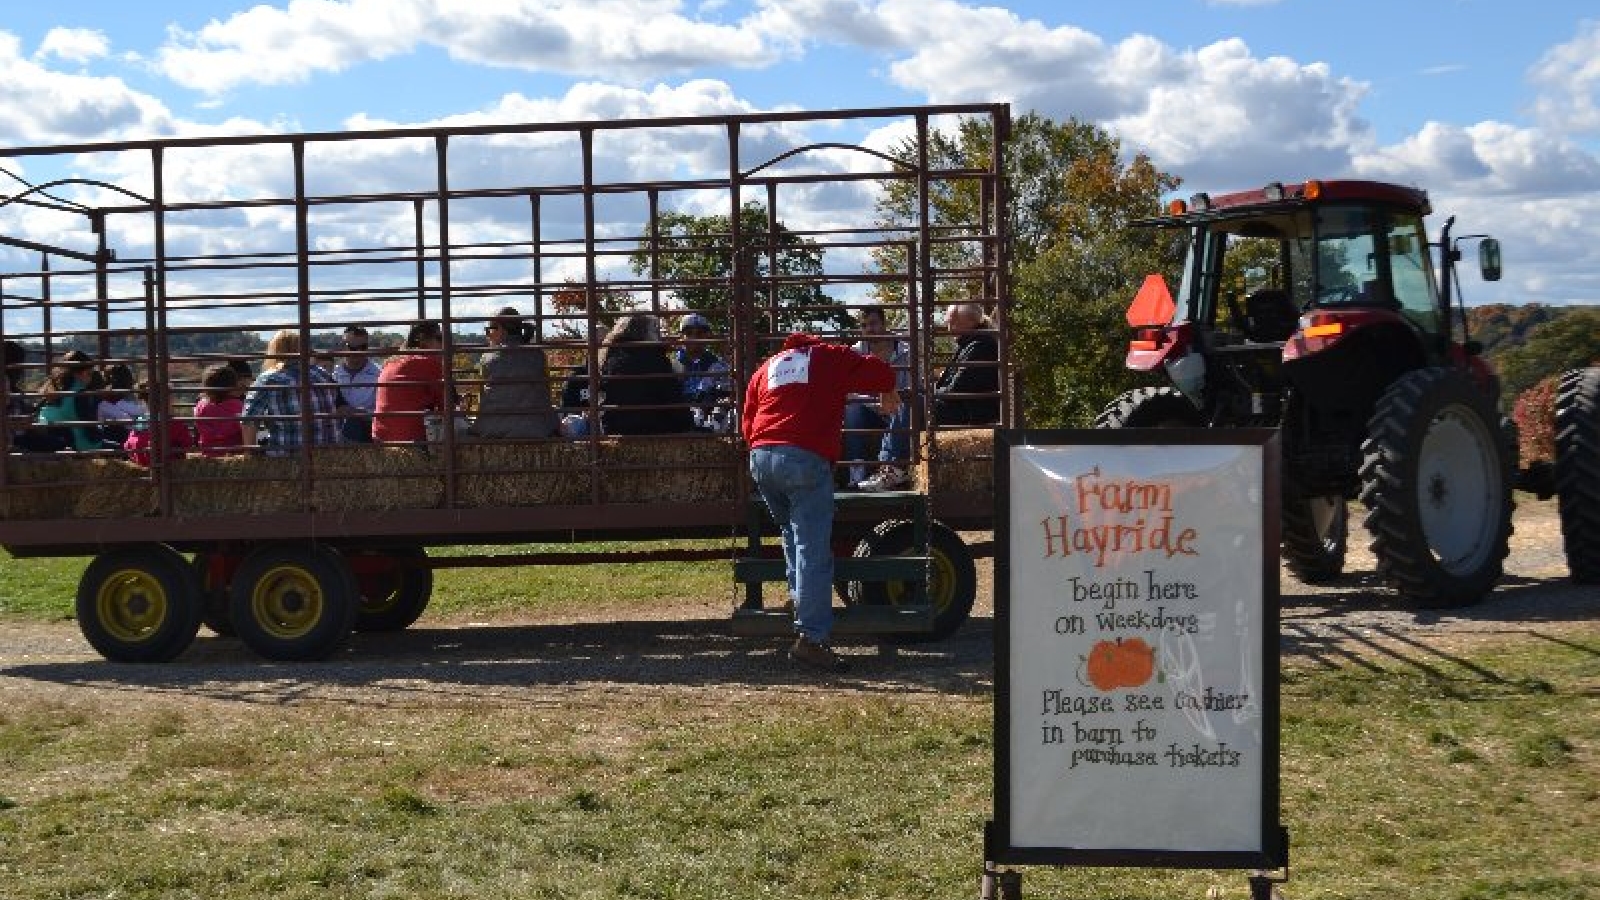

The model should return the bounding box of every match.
[1085,637,1156,690]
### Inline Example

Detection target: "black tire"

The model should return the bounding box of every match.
[1093,387,1203,429]
[1554,367,1600,583]
[349,547,434,632]
[227,543,359,661]
[1358,368,1514,608]
[75,545,201,663]
[1281,492,1348,584]
[191,551,236,636]
[848,520,977,643]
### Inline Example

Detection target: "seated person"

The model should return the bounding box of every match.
[674,312,731,424]
[372,321,450,443]
[931,301,999,426]
[96,364,145,446]
[33,350,105,452]
[242,329,348,453]
[194,363,245,456]
[5,339,42,451]
[598,314,694,435]
[469,306,558,439]
[124,381,195,466]
[844,306,913,490]
[560,359,598,437]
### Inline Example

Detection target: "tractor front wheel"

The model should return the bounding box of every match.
[1281,491,1348,584]
[1554,367,1600,583]
[1359,368,1514,607]
[1093,387,1203,428]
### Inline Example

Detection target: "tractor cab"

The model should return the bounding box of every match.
[1125,179,1500,425]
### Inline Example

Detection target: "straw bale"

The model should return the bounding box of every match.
[452,440,591,507]
[917,428,994,496]
[313,445,443,512]
[597,434,742,503]
[0,456,153,520]
[169,455,304,516]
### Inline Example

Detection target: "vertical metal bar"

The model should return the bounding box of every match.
[990,104,1014,428]
[764,181,779,329]
[433,134,458,507]
[529,193,542,335]
[150,147,174,516]
[93,212,110,364]
[413,198,427,320]
[291,140,317,502]
[647,189,660,313]
[580,127,601,507]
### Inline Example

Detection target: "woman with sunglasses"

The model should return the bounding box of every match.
[469,306,558,439]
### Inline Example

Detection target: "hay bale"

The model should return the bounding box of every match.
[0,456,153,520]
[452,440,592,506]
[169,455,304,515]
[917,428,994,495]
[313,445,443,511]
[598,434,742,503]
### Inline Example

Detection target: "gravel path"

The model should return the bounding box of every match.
[2,497,1594,712]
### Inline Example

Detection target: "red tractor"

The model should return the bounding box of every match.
[1096,179,1598,606]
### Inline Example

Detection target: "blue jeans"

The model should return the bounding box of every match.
[749,445,836,643]
[843,398,911,466]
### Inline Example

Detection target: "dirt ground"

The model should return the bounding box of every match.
[1,496,1595,712]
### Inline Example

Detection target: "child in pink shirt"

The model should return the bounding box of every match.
[194,363,245,456]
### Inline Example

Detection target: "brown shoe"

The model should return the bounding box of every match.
[790,636,849,673]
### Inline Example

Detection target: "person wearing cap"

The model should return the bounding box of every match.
[333,325,381,443]
[742,331,898,673]
[674,312,731,411]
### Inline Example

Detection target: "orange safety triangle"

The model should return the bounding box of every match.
[1125,273,1176,327]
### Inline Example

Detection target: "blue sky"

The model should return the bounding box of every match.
[1,0,1598,307]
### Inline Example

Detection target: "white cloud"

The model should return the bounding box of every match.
[1354,121,1600,196]
[156,0,788,95]
[0,32,174,145]
[1528,19,1600,136]
[35,28,111,64]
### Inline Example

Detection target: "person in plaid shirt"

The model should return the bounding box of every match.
[240,329,346,454]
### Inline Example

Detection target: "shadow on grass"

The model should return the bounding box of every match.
[1,614,998,706]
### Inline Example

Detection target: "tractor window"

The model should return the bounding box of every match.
[1312,206,1381,307]
[1386,214,1440,335]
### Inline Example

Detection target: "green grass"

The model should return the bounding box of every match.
[1,627,1596,899]
[1,540,741,622]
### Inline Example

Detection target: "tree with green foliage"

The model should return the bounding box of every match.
[873,112,1182,425]
[629,202,850,335]
[1494,308,1600,401]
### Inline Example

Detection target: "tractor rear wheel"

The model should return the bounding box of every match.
[1093,387,1203,428]
[1359,368,1514,607]
[1554,367,1600,583]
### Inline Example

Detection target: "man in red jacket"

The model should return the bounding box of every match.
[742,332,898,672]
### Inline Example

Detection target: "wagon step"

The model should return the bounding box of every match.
[731,555,930,584]
[730,604,935,637]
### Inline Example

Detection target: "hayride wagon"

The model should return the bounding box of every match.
[0,104,1013,662]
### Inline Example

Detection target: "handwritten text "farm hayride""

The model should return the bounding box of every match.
[1038,466,1199,568]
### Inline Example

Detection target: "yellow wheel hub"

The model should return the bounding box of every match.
[881,549,955,615]
[250,564,325,639]
[95,569,169,643]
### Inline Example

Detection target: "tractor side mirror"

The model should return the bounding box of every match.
[1479,238,1502,282]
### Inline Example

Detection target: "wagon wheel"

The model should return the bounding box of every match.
[75,544,202,663]
[191,550,239,636]
[848,520,976,643]
[347,546,434,632]
[227,543,359,661]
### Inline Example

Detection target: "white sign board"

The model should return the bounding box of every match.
[991,430,1284,868]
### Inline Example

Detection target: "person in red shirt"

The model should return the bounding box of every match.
[373,320,449,443]
[742,332,897,672]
